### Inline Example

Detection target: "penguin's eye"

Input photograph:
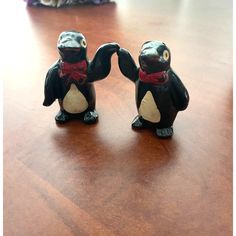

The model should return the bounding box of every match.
[163,50,169,61]
[80,39,87,48]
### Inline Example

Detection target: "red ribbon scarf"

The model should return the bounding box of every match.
[59,60,87,81]
[139,68,168,84]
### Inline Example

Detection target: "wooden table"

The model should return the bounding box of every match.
[3,0,232,235]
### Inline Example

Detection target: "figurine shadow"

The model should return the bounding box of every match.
[49,121,181,209]
[51,121,180,182]
[124,130,180,178]
[52,119,111,158]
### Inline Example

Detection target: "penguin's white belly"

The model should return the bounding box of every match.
[63,83,88,114]
[138,91,161,123]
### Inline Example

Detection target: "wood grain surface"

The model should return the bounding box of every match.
[3,0,232,235]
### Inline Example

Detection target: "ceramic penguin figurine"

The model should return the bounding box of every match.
[43,30,119,124]
[117,41,189,138]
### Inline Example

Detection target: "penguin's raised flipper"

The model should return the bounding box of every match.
[169,69,189,111]
[117,48,139,82]
[87,43,120,82]
[43,61,62,106]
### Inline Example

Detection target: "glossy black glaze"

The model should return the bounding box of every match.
[117,41,189,138]
[43,30,119,124]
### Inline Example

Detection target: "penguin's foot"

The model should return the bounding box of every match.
[156,127,173,138]
[83,110,98,124]
[132,115,146,129]
[55,110,70,123]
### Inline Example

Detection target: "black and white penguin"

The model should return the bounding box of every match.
[117,41,189,138]
[43,30,119,124]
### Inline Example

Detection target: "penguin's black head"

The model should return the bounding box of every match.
[139,41,171,73]
[57,30,87,63]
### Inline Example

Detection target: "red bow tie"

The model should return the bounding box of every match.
[59,60,87,81]
[139,68,168,84]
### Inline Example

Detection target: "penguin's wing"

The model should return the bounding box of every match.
[43,62,62,106]
[169,69,190,111]
[87,42,120,82]
[117,48,139,82]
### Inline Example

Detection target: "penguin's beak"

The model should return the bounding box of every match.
[57,38,81,50]
[140,50,165,64]
[139,49,166,73]
[139,52,158,71]
[57,40,85,63]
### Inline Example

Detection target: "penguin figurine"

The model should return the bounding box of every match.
[117,41,189,138]
[43,30,119,124]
